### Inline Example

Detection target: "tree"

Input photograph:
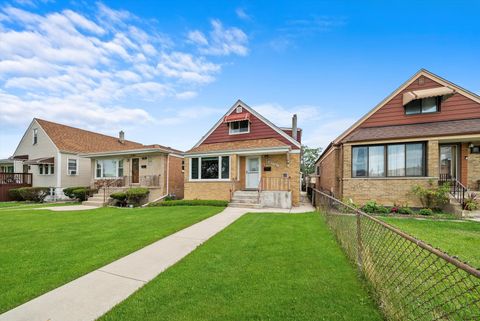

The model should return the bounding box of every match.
[301,145,322,175]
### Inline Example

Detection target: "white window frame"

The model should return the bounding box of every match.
[33,128,38,145]
[95,159,123,179]
[228,120,250,135]
[38,164,55,176]
[67,158,78,176]
[189,156,230,181]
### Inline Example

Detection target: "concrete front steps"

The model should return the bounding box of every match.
[229,190,262,209]
[82,189,122,207]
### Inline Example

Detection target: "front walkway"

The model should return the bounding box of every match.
[0,205,314,321]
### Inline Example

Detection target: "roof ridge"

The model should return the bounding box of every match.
[34,118,143,146]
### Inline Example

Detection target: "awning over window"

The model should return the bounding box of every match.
[403,87,455,106]
[24,157,55,165]
[224,112,251,123]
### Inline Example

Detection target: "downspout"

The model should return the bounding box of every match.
[166,154,170,195]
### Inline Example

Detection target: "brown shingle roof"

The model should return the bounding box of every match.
[343,118,480,143]
[187,138,289,153]
[35,119,183,154]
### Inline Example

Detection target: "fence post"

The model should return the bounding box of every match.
[356,209,363,272]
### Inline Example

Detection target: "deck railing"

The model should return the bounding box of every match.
[312,188,480,321]
[439,174,467,208]
[94,175,161,188]
[0,173,32,185]
[259,177,291,191]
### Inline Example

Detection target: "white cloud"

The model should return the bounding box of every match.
[0,2,248,140]
[188,19,248,56]
[187,30,208,46]
[253,102,356,149]
[157,52,220,83]
[254,103,321,127]
[176,91,197,100]
[157,106,221,125]
[235,8,251,21]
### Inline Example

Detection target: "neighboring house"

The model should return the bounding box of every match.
[0,159,15,173]
[80,143,184,206]
[184,100,302,208]
[315,69,480,208]
[12,118,184,202]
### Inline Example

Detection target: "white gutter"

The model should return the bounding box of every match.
[79,148,183,158]
[186,146,291,157]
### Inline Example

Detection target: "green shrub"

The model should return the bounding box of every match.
[361,200,379,214]
[418,208,434,216]
[398,207,414,215]
[125,188,150,207]
[411,180,450,210]
[110,192,127,201]
[64,186,94,201]
[71,188,90,202]
[376,206,390,214]
[8,188,24,201]
[63,186,84,199]
[17,187,50,203]
[464,192,479,211]
[148,199,228,207]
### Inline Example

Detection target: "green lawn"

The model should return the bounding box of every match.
[0,205,223,313]
[0,201,79,209]
[100,213,383,321]
[381,217,480,268]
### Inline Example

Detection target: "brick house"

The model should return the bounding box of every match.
[315,69,480,207]
[184,100,302,208]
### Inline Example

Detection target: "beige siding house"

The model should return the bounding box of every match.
[12,118,184,202]
[81,144,184,206]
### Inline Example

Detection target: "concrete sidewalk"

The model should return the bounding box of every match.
[0,205,315,321]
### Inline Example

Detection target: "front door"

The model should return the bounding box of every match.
[439,145,459,180]
[246,156,260,189]
[131,158,139,184]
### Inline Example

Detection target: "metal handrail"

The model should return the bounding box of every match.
[439,174,467,208]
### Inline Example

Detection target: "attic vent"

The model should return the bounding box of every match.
[236,106,243,113]
[418,77,425,86]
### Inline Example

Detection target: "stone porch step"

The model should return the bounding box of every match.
[82,200,105,207]
[229,202,263,209]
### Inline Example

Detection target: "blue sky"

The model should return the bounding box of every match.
[1,0,480,158]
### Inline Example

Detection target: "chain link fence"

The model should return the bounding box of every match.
[312,188,480,321]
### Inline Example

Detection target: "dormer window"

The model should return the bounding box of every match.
[229,120,249,134]
[33,128,38,145]
[405,97,440,115]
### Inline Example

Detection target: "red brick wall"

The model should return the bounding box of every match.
[316,148,340,197]
[168,156,184,199]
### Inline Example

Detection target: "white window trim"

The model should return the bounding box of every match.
[67,158,78,176]
[95,159,123,179]
[189,156,231,181]
[228,121,250,135]
[38,164,55,176]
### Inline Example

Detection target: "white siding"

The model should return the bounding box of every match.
[60,153,92,188]
[13,120,58,187]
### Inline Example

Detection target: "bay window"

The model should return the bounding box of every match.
[95,159,124,178]
[352,143,425,178]
[190,156,230,180]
